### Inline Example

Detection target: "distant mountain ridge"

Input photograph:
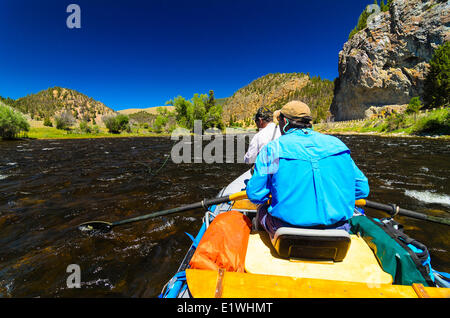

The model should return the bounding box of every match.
[0,87,115,123]
[117,106,175,115]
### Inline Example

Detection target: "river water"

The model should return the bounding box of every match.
[0,135,448,297]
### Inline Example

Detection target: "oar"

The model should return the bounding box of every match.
[355,199,450,226]
[78,191,248,233]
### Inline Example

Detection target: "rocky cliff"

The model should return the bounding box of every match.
[330,0,449,121]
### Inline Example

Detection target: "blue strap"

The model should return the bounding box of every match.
[355,207,365,215]
[434,270,450,280]
[432,269,450,288]
[408,244,435,283]
[185,232,200,248]
[159,271,187,298]
[173,271,186,280]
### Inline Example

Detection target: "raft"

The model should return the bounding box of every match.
[160,170,450,298]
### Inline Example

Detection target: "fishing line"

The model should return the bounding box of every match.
[150,155,170,176]
[146,139,177,177]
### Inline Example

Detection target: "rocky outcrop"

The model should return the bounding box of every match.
[331,0,449,121]
[364,104,407,118]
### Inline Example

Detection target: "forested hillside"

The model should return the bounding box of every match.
[0,87,114,124]
[222,73,334,125]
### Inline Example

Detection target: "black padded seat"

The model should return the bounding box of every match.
[270,228,351,262]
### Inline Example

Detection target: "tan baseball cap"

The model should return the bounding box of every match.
[280,101,311,120]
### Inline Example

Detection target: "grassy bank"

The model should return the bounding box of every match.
[22,127,171,140]
[5,108,449,140]
[315,108,450,138]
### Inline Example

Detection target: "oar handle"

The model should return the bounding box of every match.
[355,199,450,226]
[112,191,248,228]
[229,191,247,201]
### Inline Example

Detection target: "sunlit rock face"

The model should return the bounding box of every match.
[331,0,449,121]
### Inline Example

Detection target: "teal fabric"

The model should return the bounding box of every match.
[350,215,433,286]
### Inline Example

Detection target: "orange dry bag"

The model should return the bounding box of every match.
[189,211,252,272]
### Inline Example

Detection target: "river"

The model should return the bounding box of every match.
[0,135,448,297]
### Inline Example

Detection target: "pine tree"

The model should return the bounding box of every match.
[348,5,372,40]
[205,90,215,113]
[423,42,450,109]
[380,0,389,12]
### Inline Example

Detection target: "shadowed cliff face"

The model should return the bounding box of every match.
[331,0,449,121]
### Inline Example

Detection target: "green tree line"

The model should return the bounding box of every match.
[166,90,224,131]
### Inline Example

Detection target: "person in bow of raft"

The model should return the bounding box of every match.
[246,100,370,238]
[244,107,281,164]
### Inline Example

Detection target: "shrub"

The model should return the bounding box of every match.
[381,113,408,132]
[116,114,130,132]
[102,115,117,133]
[406,97,423,114]
[153,114,168,132]
[102,114,130,134]
[43,117,53,127]
[92,125,100,134]
[0,102,30,139]
[79,120,92,133]
[412,108,450,135]
[55,110,75,130]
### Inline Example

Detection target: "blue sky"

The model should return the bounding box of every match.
[0,0,371,110]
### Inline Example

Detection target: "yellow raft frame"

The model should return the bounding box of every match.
[185,199,450,298]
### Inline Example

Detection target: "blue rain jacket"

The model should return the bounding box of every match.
[247,128,370,227]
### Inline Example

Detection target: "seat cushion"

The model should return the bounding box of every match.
[271,228,351,261]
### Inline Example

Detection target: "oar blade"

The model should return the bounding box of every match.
[78,221,113,233]
[76,190,249,233]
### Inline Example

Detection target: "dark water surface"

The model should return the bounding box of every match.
[0,135,448,297]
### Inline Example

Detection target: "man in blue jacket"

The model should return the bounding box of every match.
[247,101,370,239]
